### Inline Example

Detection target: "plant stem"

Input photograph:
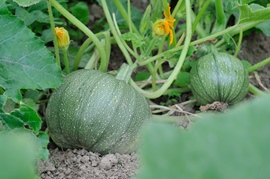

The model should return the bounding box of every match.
[73,32,107,71]
[46,0,60,67]
[191,0,211,36]
[248,83,265,96]
[49,0,107,72]
[85,48,99,70]
[152,60,165,91]
[116,63,137,83]
[176,31,186,47]
[130,0,192,99]
[63,50,70,74]
[72,37,93,71]
[101,0,134,66]
[215,0,226,25]
[112,14,139,61]
[234,27,243,57]
[142,38,158,61]
[247,56,270,72]
[211,0,226,34]
[112,0,139,34]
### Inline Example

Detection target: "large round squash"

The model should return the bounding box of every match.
[190,52,249,105]
[46,69,151,154]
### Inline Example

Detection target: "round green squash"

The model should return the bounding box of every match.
[46,69,151,154]
[190,52,249,105]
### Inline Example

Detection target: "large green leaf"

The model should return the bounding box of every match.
[238,3,270,24]
[0,14,63,101]
[248,3,270,36]
[137,94,270,179]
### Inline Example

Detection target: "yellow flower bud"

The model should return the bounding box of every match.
[153,19,174,44]
[54,27,70,50]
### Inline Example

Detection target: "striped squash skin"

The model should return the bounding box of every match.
[46,70,151,154]
[190,52,249,105]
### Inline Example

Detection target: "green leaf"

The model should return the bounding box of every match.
[37,131,50,160]
[13,0,41,7]
[137,93,270,179]
[0,95,7,112]
[238,3,270,24]
[15,6,37,26]
[0,95,24,129]
[241,59,252,69]
[256,20,270,36]
[0,98,42,133]
[135,72,151,81]
[243,3,270,36]
[121,32,145,48]
[70,2,90,25]
[174,71,190,87]
[0,14,63,101]
[0,0,9,14]
[140,5,151,35]
[150,0,163,23]
[10,102,41,134]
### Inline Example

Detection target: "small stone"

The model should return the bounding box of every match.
[91,160,98,167]
[64,168,71,175]
[99,154,117,170]
[81,156,90,163]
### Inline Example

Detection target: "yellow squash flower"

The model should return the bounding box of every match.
[54,27,70,50]
[153,4,175,44]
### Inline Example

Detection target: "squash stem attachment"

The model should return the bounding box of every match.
[116,63,137,83]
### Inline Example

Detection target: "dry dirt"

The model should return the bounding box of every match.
[38,2,270,179]
[39,148,138,179]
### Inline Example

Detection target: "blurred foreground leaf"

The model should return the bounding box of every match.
[0,13,63,102]
[0,129,42,179]
[0,95,49,160]
[137,94,270,179]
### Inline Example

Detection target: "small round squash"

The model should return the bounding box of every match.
[46,70,151,154]
[190,52,249,105]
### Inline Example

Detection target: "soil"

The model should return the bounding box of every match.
[38,148,139,179]
[38,2,270,179]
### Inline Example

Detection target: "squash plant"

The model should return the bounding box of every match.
[1,2,270,177]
